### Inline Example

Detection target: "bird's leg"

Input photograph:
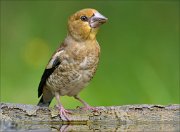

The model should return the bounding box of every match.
[74,95,98,111]
[55,93,71,120]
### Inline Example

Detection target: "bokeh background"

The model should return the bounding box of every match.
[1,1,179,108]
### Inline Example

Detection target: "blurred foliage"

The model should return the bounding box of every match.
[0,1,179,108]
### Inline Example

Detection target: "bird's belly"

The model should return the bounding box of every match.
[46,69,94,96]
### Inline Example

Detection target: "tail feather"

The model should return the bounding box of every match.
[37,86,54,107]
[37,96,52,107]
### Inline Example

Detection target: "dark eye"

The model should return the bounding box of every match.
[80,16,88,21]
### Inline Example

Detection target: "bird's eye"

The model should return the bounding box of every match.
[80,16,88,21]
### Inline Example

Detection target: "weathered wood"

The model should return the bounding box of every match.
[1,103,179,131]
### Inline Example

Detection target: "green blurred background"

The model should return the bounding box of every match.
[1,1,179,108]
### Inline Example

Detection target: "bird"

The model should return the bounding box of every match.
[37,8,107,120]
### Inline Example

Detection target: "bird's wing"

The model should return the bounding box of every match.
[38,45,65,98]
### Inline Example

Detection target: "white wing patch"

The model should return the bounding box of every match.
[46,50,64,69]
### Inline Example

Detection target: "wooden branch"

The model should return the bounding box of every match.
[1,103,179,131]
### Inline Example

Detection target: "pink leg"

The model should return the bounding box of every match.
[55,93,71,121]
[60,125,69,132]
[74,95,98,111]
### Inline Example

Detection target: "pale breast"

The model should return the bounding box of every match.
[46,56,98,96]
[46,40,100,97]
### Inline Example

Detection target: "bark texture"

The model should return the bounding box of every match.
[1,103,179,131]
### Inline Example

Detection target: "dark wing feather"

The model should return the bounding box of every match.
[38,57,60,97]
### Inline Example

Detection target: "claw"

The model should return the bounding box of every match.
[57,105,72,121]
[74,96,100,112]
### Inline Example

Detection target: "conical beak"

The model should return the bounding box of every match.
[89,12,108,28]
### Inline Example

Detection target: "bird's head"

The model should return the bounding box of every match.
[68,8,107,41]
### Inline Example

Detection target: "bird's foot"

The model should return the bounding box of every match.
[56,105,72,121]
[60,125,70,132]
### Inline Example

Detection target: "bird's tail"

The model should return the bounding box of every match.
[37,96,52,107]
[37,85,54,107]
